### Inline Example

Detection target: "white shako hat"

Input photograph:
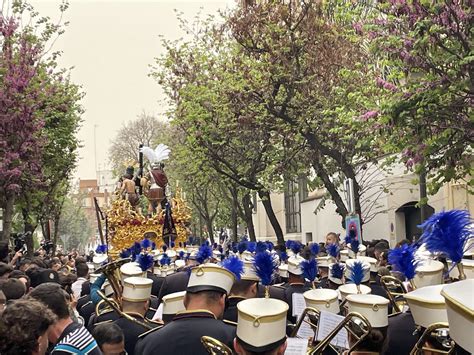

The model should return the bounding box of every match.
[404,284,448,328]
[345,259,371,283]
[175,259,186,269]
[317,256,332,268]
[287,255,305,275]
[338,283,371,301]
[241,259,259,281]
[236,298,288,352]
[87,262,95,272]
[340,249,349,262]
[187,263,235,294]
[89,273,100,285]
[278,263,288,278]
[346,294,389,328]
[348,244,367,257]
[120,262,146,282]
[356,256,378,273]
[162,290,186,316]
[304,289,339,314]
[413,259,444,288]
[441,280,474,353]
[93,254,108,269]
[122,276,153,302]
[447,258,474,279]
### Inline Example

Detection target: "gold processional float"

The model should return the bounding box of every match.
[95,143,192,259]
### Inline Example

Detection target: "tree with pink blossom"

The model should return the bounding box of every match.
[366,0,473,193]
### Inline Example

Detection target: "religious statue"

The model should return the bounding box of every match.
[119,166,140,210]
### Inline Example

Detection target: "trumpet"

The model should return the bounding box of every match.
[97,290,155,331]
[410,322,455,355]
[309,312,372,354]
[201,336,233,355]
[380,275,408,314]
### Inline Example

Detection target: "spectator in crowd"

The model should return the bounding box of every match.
[72,262,89,299]
[29,283,101,355]
[92,323,126,355]
[0,298,56,355]
[0,262,13,279]
[0,277,26,302]
[9,270,31,292]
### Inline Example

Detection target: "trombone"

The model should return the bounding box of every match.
[291,307,320,338]
[95,257,131,310]
[201,336,233,355]
[309,312,372,354]
[410,323,455,355]
[380,275,407,314]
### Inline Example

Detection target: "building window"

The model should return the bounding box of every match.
[285,180,301,233]
[298,176,309,201]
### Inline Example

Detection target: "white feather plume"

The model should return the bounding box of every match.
[140,144,171,164]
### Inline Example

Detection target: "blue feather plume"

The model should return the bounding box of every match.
[348,260,367,285]
[196,244,213,264]
[218,245,223,253]
[310,243,320,256]
[140,238,152,250]
[119,248,131,259]
[286,240,294,249]
[231,243,238,254]
[160,253,171,266]
[350,238,360,253]
[221,255,244,281]
[238,241,248,254]
[178,250,185,259]
[279,251,289,262]
[388,244,418,280]
[327,243,340,258]
[171,242,175,248]
[130,242,141,261]
[256,241,268,253]
[162,244,168,252]
[95,244,108,254]
[253,252,278,286]
[331,263,344,280]
[213,242,218,249]
[420,209,473,264]
[266,241,274,251]
[137,253,154,271]
[247,242,257,253]
[185,252,191,261]
[151,242,156,250]
[290,241,303,255]
[301,258,318,282]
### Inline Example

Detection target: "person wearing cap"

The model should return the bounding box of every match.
[282,255,311,324]
[136,264,236,355]
[160,290,186,323]
[113,276,161,355]
[345,294,390,354]
[234,297,288,355]
[224,260,259,324]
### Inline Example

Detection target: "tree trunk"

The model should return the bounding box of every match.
[231,203,238,242]
[1,194,15,242]
[206,218,215,244]
[22,208,36,257]
[242,193,256,242]
[52,216,60,255]
[258,190,284,246]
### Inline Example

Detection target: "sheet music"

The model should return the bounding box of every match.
[292,293,306,317]
[285,337,308,355]
[316,311,349,349]
[296,316,315,339]
[152,302,163,321]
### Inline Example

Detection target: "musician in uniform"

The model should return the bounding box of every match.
[113,276,161,355]
[223,259,258,324]
[282,254,311,324]
[136,264,236,355]
[234,297,288,355]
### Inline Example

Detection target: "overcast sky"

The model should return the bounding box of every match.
[28,0,233,180]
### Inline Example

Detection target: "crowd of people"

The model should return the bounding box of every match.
[0,209,472,355]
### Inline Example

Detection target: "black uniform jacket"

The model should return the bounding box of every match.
[147,271,164,298]
[283,282,311,324]
[135,310,236,355]
[383,311,417,355]
[223,296,246,324]
[157,270,190,304]
[113,313,161,355]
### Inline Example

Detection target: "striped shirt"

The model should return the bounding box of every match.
[52,322,102,355]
